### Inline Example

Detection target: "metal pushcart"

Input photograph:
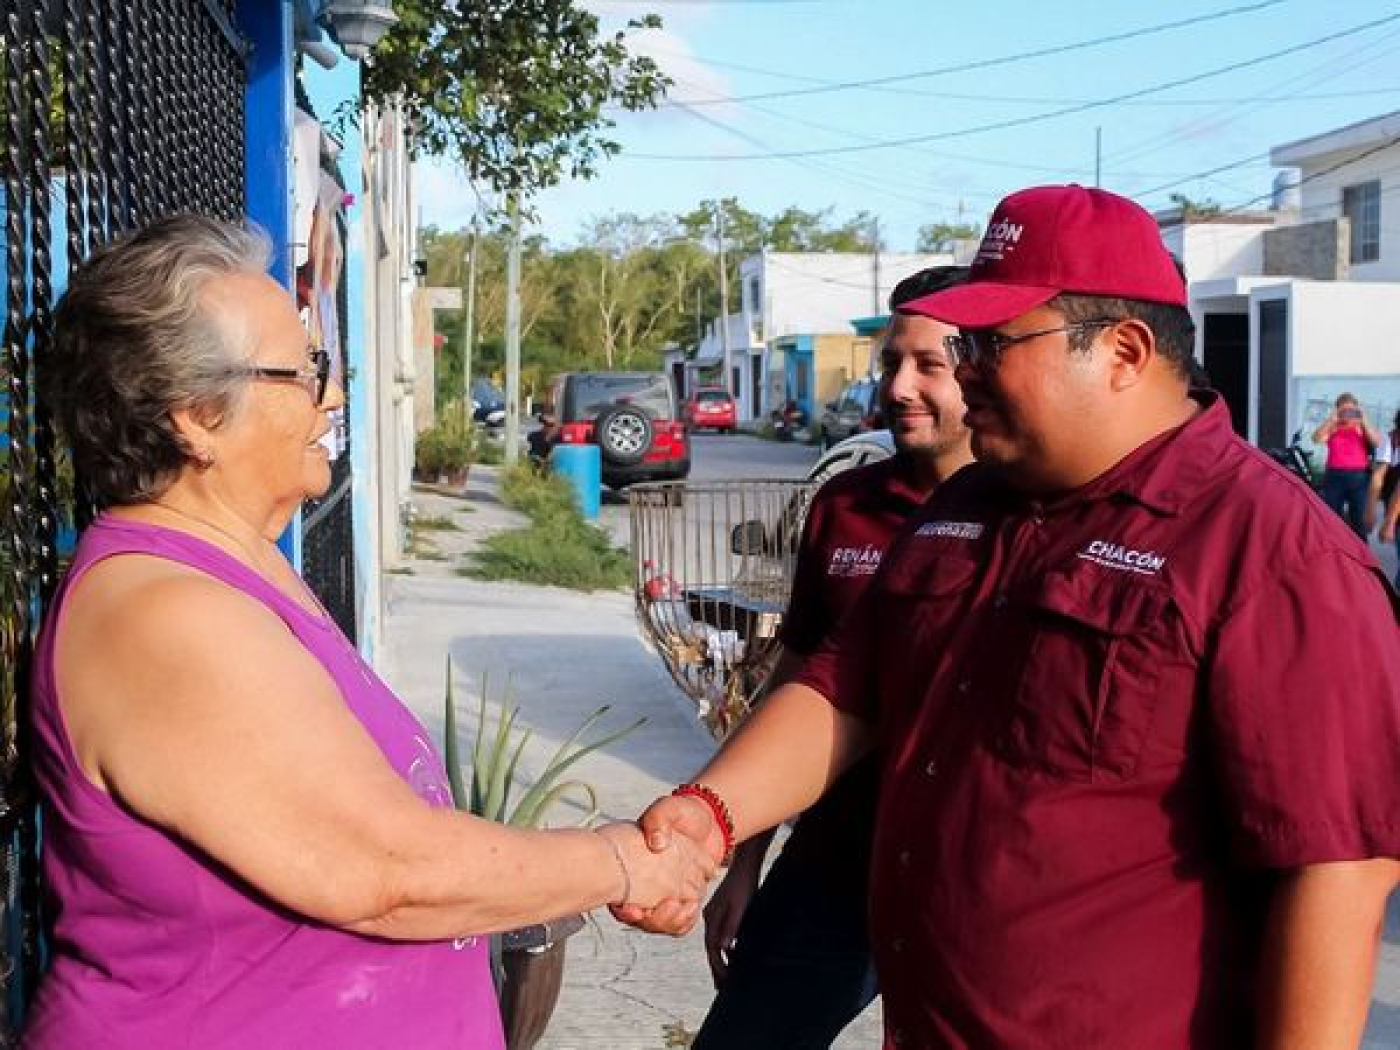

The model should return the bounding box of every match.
[628,479,816,737]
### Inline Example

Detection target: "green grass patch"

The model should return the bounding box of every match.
[464,463,630,591]
[474,431,505,465]
[414,515,462,532]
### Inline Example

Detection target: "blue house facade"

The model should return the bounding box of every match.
[0,1,384,1029]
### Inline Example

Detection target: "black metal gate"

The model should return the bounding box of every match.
[296,77,357,645]
[0,0,246,1036]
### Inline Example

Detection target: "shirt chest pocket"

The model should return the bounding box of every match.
[989,567,1172,783]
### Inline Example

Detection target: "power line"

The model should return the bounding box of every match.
[1222,134,1400,215]
[671,69,1269,183]
[641,0,1287,109]
[657,48,1400,108]
[1105,26,1400,168]
[623,14,1400,162]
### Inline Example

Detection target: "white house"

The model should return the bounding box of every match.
[1164,110,1400,453]
[673,250,952,422]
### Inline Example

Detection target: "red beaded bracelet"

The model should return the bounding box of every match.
[672,783,736,864]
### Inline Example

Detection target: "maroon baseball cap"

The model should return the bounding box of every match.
[903,184,1186,329]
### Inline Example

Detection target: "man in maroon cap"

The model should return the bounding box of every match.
[622,185,1400,1048]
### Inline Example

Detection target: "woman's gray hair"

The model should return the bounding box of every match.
[46,213,274,506]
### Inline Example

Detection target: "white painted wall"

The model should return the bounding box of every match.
[1294,143,1400,281]
[740,252,951,340]
[1160,222,1269,281]
[1288,280,1400,375]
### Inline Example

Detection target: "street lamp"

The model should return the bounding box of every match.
[318,1,398,61]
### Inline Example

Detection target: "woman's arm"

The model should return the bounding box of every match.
[1361,416,1383,450]
[1382,490,1400,543]
[1312,415,1335,444]
[55,559,711,941]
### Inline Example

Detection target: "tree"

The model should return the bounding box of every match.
[363,1,671,201]
[1167,193,1222,220]
[916,221,982,253]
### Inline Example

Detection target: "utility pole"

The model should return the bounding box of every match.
[503,195,522,464]
[871,215,881,316]
[461,215,478,426]
[716,201,733,396]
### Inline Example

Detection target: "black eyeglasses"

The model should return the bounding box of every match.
[943,319,1119,372]
[240,345,332,405]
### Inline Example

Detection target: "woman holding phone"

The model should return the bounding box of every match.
[1313,392,1382,537]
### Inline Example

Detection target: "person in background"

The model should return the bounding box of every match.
[1374,409,1400,586]
[1314,392,1382,537]
[25,215,713,1048]
[527,410,559,469]
[693,266,971,1050]
[623,185,1399,1049]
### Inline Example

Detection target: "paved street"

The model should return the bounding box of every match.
[385,435,1400,1048]
[687,430,822,481]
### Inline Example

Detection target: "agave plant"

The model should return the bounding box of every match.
[442,657,644,828]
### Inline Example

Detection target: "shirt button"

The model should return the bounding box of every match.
[899,849,911,867]
[892,1030,906,1046]
[992,593,1008,610]
[891,937,905,953]
[957,678,972,695]
[925,759,938,777]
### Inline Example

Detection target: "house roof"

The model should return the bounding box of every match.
[1271,109,1400,167]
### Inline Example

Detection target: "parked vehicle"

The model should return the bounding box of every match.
[1264,428,1320,488]
[770,400,809,444]
[547,371,690,489]
[818,377,879,449]
[470,378,506,428]
[685,387,737,433]
[808,428,894,486]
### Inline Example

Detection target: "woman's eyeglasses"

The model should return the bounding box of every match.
[240,345,332,405]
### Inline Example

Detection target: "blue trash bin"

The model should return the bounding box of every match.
[551,443,601,520]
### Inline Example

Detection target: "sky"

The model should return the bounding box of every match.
[415,0,1400,251]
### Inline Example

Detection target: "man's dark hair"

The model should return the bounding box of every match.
[1051,294,1197,382]
[889,265,970,312]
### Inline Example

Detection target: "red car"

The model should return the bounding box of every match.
[685,387,737,433]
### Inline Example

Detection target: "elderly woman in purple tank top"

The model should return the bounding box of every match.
[23,215,714,1049]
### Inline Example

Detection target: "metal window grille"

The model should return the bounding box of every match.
[0,1,246,1035]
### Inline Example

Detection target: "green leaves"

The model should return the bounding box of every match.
[362,0,672,202]
[443,658,644,827]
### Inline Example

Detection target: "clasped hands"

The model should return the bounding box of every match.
[604,793,729,936]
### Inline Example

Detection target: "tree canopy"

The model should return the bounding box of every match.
[363,0,671,201]
[916,221,982,253]
[419,199,891,407]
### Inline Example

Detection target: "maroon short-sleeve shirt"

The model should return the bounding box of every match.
[774,457,929,893]
[796,393,1400,1049]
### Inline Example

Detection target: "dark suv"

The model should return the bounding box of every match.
[548,371,691,489]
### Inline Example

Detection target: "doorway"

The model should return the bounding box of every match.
[1201,313,1249,436]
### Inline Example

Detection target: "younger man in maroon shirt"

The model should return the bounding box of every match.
[626,185,1400,1049]
[693,266,971,1050]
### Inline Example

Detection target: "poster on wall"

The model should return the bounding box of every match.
[293,107,349,461]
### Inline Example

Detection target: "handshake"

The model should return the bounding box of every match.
[597,786,734,936]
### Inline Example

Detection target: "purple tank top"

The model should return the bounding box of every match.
[23,515,504,1049]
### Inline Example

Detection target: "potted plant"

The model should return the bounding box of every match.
[443,660,644,1050]
[414,408,476,487]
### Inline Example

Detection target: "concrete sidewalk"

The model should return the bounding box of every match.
[379,466,1399,1050]
[379,469,882,1049]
